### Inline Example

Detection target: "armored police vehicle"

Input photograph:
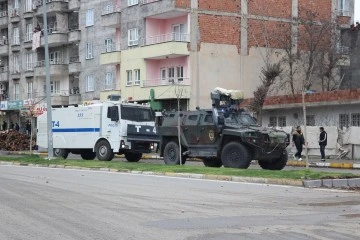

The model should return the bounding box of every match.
[157,88,290,170]
[37,101,158,161]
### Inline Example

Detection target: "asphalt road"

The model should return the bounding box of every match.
[1,165,360,240]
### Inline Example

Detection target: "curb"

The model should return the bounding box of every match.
[303,178,360,189]
[287,160,360,170]
[0,161,303,187]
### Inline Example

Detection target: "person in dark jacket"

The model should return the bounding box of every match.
[2,121,6,131]
[319,127,327,161]
[14,123,20,131]
[292,126,305,161]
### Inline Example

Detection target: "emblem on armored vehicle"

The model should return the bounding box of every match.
[209,130,215,142]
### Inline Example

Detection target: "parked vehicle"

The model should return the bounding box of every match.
[37,101,159,161]
[157,88,290,170]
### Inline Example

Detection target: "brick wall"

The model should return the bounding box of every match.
[299,0,332,21]
[248,19,291,49]
[248,0,292,19]
[198,0,240,13]
[199,14,240,46]
[175,0,190,9]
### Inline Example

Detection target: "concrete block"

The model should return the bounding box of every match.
[353,163,360,169]
[303,180,322,188]
[99,168,110,171]
[322,179,333,188]
[188,173,203,179]
[348,178,360,188]
[332,179,349,188]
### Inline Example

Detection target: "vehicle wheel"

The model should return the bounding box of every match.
[163,141,186,165]
[53,148,69,159]
[221,142,251,169]
[80,150,96,160]
[202,158,222,168]
[95,140,114,161]
[259,151,288,170]
[125,153,142,162]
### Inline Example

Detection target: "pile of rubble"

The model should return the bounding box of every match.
[0,130,36,151]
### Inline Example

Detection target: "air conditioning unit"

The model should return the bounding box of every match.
[0,83,6,91]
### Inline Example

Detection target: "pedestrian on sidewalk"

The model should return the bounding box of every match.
[319,127,327,161]
[292,126,305,161]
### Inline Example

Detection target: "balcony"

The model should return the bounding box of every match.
[40,24,69,47]
[9,8,20,23]
[34,59,69,77]
[140,0,162,4]
[34,90,70,106]
[35,0,69,15]
[69,0,80,11]
[11,38,21,52]
[100,43,121,65]
[0,66,9,82]
[0,11,9,26]
[0,40,9,56]
[69,93,81,105]
[100,83,120,101]
[69,56,81,73]
[101,6,121,28]
[24,67,35,78]
[68,30,81,42]
[23,4,35,18]
[139,37,190,59]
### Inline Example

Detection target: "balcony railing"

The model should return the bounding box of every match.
[0,10,8,17]
[140,0,161,5]
[9,8,19,17]
[34,0,69,7]
[35,58,66,67]
[0,39,8,45]
[337,9,351,17]
[142,77,190,87]
[25,32,33,42]
[337,45,350,55]
[142,33,190,46]
[102,4,121,15]
[103,83,120,91]
[102,43,121,53]
[69,56,80,63]
[0,66,8,72]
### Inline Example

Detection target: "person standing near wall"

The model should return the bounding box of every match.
[319,127,327,161]
[292,126,305,161]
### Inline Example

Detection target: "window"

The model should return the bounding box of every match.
[168,67,175,83]
[126,70,132,86]
[86,75,94,92]
[306,115,315,126]
[50,51,62,64]
[338,0,350,13]
[25,53,33,71]
[14,83,20,100]
[134,69,140,85]
[27,82,33,99]
[177,66,184,81]
[25,0,32,12]
[278,116,286,127]
[105,39,113,52]
[339,114,349,129]
[25,23,33,42]
[185,115,199,125]
[86,43,94,59]
[160,68,167,83]
[12,54,20,73]
[128,0,139,6]
[204,114,214,124]
[104,3,114,14]
[128,28,138,46]
[51,81,60,94]
[14,0,19,9]
[173,24,186,41]
[105,72,113,89]
[269,117,277,127]
[86,9,94,27]
[351,113,360,127]
[13,27,19,45]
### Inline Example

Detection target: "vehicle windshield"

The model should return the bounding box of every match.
[121,105,155,122]
[224,113,258,126]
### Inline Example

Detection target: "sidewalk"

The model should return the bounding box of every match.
[1,150,359,170]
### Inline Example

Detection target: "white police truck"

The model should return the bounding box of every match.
[37,101,159,161]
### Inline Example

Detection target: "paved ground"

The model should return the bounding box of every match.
[1,165,360,240]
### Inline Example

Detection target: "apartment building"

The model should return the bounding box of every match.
[99,0,355,111]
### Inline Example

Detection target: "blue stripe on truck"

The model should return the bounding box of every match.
[52,128,100,133]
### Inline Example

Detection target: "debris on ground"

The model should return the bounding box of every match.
[0,130,36,151]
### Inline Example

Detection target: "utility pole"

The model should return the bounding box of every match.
[175,82,184,165]
[42,0,53,159]
[302,91,309,169]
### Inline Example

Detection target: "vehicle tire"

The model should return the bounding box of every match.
[53,148,69,159]
[202,158,222,168]
[95,140,114,161]
[125,153,142,162]
[80,150,96,160]
[221,142,251,169]
[163,141,186,165]
[258,151,288,170]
